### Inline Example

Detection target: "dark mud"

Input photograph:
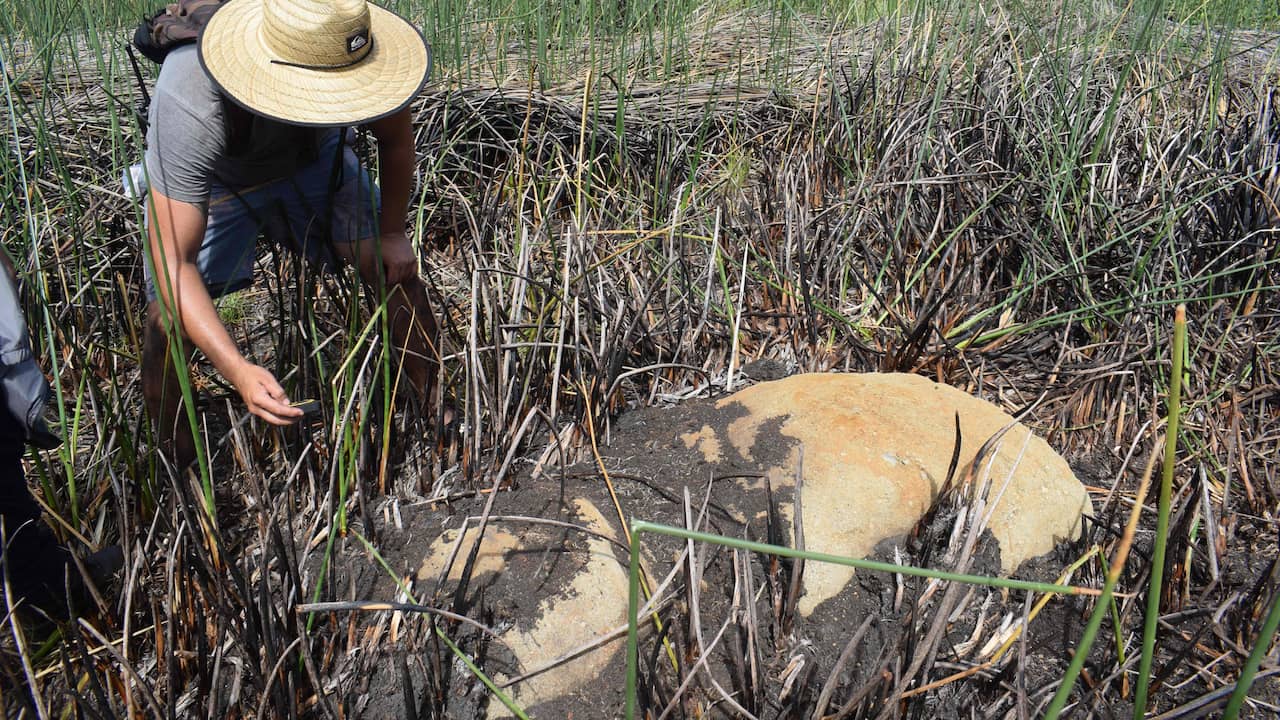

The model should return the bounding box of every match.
[331,391,1276,718]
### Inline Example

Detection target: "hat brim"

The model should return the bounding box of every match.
[199,0,430,127]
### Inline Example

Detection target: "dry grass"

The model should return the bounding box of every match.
[1,3,1278,717]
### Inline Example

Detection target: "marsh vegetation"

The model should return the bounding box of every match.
[2,0,1279,715]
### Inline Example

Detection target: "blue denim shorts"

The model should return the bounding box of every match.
[145,130,380,300]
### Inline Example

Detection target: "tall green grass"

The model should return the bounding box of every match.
[2,0,1279,715]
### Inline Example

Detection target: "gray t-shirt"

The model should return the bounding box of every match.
[143,45,323,204]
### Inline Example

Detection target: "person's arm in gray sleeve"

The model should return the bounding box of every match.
[0,250,60,450]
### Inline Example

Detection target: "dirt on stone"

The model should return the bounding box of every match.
[326,387,1220,719]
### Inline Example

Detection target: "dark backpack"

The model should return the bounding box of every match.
[126,0,225,132]
[132,0,226,64]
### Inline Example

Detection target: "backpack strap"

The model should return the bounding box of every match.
[125,45,152,134]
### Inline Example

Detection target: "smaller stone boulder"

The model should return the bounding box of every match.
[416,498,630,718]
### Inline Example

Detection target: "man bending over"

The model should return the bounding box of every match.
[142,0,439,467]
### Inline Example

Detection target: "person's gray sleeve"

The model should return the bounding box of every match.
[0,254,30,369]
[142,46,223,204]
[0,253,58,448]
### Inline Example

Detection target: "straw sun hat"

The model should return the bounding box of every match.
[199,0,431,127]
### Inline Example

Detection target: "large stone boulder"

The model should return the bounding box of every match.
[683,372,1092,614]
[397,372,1091,715]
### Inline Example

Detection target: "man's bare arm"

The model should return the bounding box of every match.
[364,108,418,285]
[368,108,414,237]
[146,189,302,425]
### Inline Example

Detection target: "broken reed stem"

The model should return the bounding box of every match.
[1135,303,1187,716]
[1224,586,1280,717]
[580,381,680,675]
[1044,433,1163,719]
[989,547,1099,664]
[434,624,530,719]
[625,521,1101,720]
[900,659,996,699]
[296,601,500,637]
[640,524,1103,592]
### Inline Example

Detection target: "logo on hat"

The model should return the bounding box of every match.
[347,30,369,54]
[200,0,430,126]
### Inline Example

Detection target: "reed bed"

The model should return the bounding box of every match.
[2,0,1279,716]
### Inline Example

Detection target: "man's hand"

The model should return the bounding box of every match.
[379,230,418,286]
[230,363,304,426]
